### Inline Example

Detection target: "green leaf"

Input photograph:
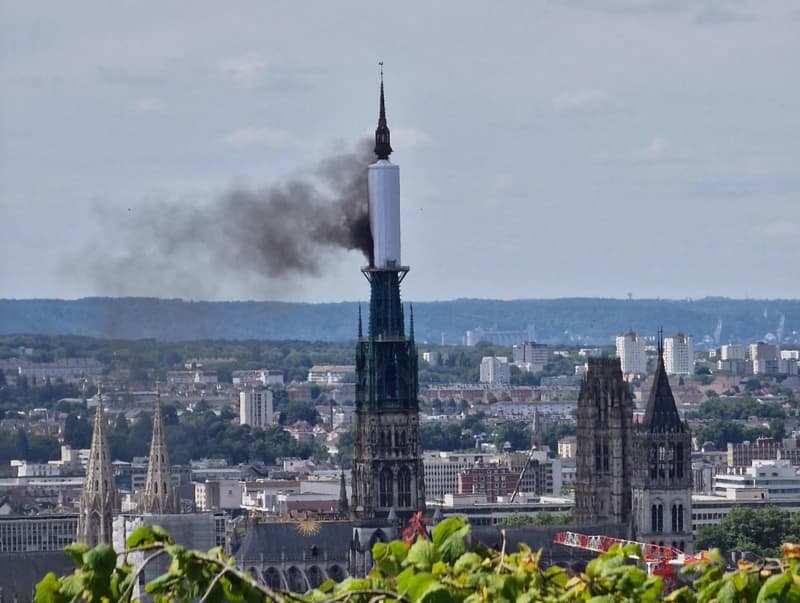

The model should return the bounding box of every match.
[407,539,440,571]
[389,540,410,562]
[757,573,792,603]
[126,525,156,548]
[59,574,85,600]
[372,541,387,560]
[34,573,64,603]
[453,551,482,574]
[145,572,180,594]
[63,542,89,566]
[398,571,436,600]
[151,524,173,543]
[438,524,470,563]
[432,517,467,545]
[82,544,117,576]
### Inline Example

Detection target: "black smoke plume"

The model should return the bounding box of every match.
[81,139,374,299]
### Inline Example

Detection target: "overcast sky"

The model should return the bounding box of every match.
[1,1,798,302]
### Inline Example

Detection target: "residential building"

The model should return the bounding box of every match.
[422,452,494,500]
[512,342,548,373]
[720,344,745,361]
[239,388,274,428]
[750,342,779,375]
[232,369,284,386]
[458,465,517,502]
[194,479,242,511]
[664,333,694,376]
[479,356,510,386]
[616,332,647,375]
[558,436,578,460]
[307,365,356,385]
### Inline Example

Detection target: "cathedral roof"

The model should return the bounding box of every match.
[235,522,353,561]
[642,340,686,433]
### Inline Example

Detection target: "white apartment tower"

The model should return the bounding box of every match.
[615,332,647,375]
[480,356,510,386]
[663,334,694,376]
[239,388,274,428]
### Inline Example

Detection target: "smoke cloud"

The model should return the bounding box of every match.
[79,139,375,299]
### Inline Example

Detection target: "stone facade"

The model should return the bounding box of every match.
[631,342,693,552]
[77,393,119,546]
[575,357,633,528]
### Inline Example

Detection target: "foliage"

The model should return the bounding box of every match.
[0,429,60,463]
[687,398,785,421]
[695,507,800,558]
[419,423,475,452]
[36,519,800,603]
[693,419,774,451]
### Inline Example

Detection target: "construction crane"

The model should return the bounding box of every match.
[552,531,710,590]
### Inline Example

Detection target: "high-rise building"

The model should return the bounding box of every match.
[77,389,118,546]
[575,358,633,527]
[351,74,425,520]
[239,388,275,428]
[512,342,548,373]
[720,344,745,361]
[139,387,179,514]
[479,356,510,386]
[615,332,646,375]
[663,333,694,376]
[750,342,779,375]
[631,336,693,552]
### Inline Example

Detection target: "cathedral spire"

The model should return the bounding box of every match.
[643,329,685,433]
[358,304,363,338]
[140,382,179,514]
[374,62,392,160]
[77,386,118,546]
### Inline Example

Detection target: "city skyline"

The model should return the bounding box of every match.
[2,1,799,302]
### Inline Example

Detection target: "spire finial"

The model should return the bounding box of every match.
[374,62,392,159]
[358,304,363,338]
[657,328,664,357]
[409,304,415,340]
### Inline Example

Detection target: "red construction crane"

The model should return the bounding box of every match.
[553,531,695,588]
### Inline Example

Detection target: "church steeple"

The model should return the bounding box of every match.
[643,329,685,433]
[140,382,179,514]
[77,387,118,546]
[374,63,392,160]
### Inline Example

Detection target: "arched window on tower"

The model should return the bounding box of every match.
[385,364,397,399]
[398,467,411,507]
[651,505,658,532]
[649,444,658,480]
[657,504,664,533]
[668,445,676,479]
[379,468,393,508]
[678,504,685,532]
[671,504,678,532]
[595,442,602,472]
[602,441,610,472]
[676,444,684,479]
[658,444,666,480]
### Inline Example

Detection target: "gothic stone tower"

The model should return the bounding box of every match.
[351,72,425,520]
[575,357,633,527]
[631,335,693,552]
[77,390,119,545]
[139,385,179,514]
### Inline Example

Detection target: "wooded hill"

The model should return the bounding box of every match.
[1,297,798,345]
